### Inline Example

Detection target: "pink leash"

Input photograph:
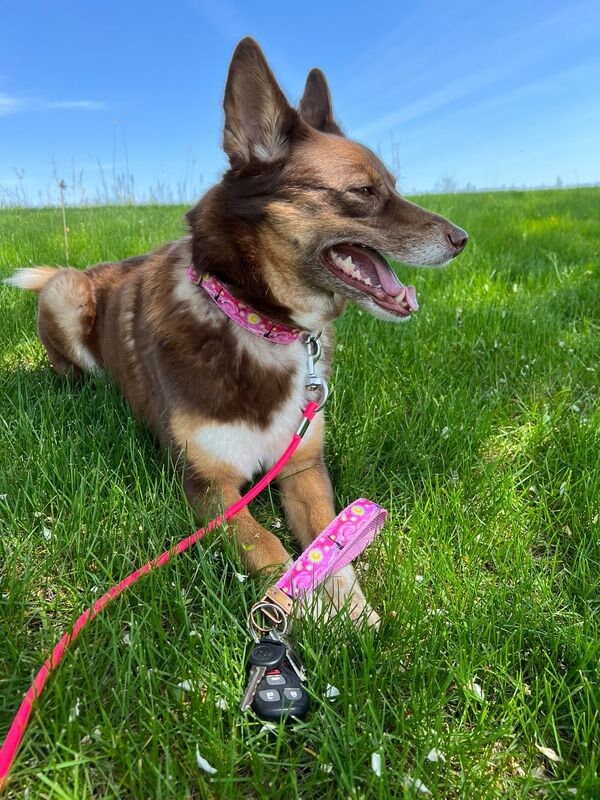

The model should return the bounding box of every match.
[0,404,322,789]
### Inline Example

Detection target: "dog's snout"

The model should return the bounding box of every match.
[447,225,468,254]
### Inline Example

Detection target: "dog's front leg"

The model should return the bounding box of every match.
[184,469,291,575]
[277,425,380,628]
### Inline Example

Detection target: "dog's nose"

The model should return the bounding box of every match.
[447,225,468,254]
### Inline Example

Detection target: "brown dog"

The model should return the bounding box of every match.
[6,38,467,627]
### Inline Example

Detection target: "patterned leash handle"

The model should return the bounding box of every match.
[251,499,387,630]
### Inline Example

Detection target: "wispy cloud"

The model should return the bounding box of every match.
[45,99,107,111]
[0,93,25,116]
[0,93,107,116]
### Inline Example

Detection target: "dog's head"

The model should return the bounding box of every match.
[187,38,468,328]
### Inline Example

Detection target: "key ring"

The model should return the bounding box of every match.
[248,601,290,638]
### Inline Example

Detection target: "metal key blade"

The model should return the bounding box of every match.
[240,665,266,711]
[271,631,306,682]
[284,645,306,682]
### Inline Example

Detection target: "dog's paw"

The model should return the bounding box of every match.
[347,597,381,631]
[298,564,380,630]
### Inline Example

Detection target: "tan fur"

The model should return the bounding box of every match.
[36,269,97,376]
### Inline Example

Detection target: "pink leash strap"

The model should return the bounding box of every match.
[262,499,387,616]
[0,403,320,791]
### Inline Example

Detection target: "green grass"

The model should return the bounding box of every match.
[1,188,599,799]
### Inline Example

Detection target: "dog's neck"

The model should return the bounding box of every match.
[185,183,345,331]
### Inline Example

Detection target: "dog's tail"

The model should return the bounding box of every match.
[3,266,59,293]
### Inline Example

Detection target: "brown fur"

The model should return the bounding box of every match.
[6,38,467,625]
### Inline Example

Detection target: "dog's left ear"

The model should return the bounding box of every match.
[298,68,343,135]
[223,37,298,169]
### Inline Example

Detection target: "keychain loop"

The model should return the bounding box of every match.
[248,601,289,637]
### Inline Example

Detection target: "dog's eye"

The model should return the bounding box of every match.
[351,186,376,197]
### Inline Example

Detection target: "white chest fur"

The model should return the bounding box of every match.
[194,335,320,482]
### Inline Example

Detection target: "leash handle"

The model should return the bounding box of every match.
[276,498,387,598]
[251,499,387,631]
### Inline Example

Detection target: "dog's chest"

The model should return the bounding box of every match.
[194,338,318,481]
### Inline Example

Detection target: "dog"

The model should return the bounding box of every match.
[6,38,467,628]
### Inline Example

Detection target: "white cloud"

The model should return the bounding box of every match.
[0,93,25,116]
[0,93,106,115]
[45,99,106,111]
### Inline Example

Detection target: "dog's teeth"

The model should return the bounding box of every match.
[331,250,376,288]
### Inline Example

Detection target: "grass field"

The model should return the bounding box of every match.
[0,187,598,799]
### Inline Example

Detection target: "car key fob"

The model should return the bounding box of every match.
[241,635,310,721]
[251,658,309,721]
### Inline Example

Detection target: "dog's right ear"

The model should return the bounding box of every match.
[223,37,298,170]
[298,68,343,135]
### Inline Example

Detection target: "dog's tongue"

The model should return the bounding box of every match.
[371,258,405,297]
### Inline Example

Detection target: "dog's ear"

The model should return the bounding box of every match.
[223,37,298,169]
[298,68,343,135]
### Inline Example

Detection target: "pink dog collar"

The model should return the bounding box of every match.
[188,264,302,344]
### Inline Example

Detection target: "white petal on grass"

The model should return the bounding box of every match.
[415,574,424,583]
[189,629,201,638]
[215,697,228,710]
[536,744,561,763]
[320,762,334,774]
[325,684,340,700]
[177,679,194,692]
[465,679,485,700]
[234,572,247,582]
[0,494,7,501]
[122,630,132,645]
[260,722,277,734]
[402,775,431,794]
[426,748,446,763]
[371,752,383,777]
[68,698,81,721]
[42,526,52,541]
[195,747,217,775]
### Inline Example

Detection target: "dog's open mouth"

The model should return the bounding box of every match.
[323,244,418,317]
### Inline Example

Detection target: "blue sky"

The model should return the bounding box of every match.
[1,0,599,202]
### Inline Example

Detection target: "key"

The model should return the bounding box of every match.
[240,639,287,711]
[269,630,307,682]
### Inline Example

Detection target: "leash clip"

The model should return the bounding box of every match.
[303,331,329,411]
